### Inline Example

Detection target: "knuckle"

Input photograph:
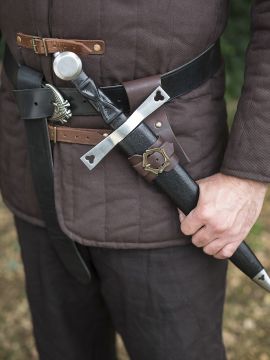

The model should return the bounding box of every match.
[229,226,240,237]
[192,232,209,247]
[220,247,234,258]
[198,205,211,221]
[214,254,226,260]
[180,223,190,236]
[203,246,214,256]
[192,236,201,247]
[212,222,227,234]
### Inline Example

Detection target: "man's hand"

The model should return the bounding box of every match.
[179,173,268,259]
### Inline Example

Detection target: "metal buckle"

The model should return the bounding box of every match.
[31,37,48,56]
[44,84,72,124]
[31,37,40,54]
[41,38,49,56]
[142,147,171,175]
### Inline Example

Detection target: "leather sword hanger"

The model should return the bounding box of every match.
[52,50,270,293]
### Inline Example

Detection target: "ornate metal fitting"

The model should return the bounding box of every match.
[44,83,72,124]
[142,147,171,175]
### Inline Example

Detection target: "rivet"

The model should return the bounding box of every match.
[94,43,102,52]
[155,121,162,128]
[103,132,109,137]
[17,35,22,43]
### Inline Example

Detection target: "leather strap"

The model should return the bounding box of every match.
[48,125,112,145]
[16,32,105,56]
[145,109,190,165]
[11,55,91,284]
[123,75,190,166]
[5,41,221,119]
[123,75,161,112]
[128,137,179,182]
[13,87,122,119]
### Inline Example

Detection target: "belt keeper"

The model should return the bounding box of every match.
[31,38,38,54]
[31,37,49,56]
[52,126,57,143]
[41,38,49,56]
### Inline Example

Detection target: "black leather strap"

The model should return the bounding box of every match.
[13,87,100,119]
[4,42,221,119]
[4,45,91,284]
[161,42,221,99]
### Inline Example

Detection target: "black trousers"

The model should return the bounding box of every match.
[15,217,228,360]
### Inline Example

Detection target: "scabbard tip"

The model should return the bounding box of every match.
[253,269,270,292]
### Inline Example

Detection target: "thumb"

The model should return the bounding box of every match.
[178,209,185,222]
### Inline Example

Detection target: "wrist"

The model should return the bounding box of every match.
[223,173,268,190]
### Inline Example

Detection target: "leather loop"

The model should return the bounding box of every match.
[16,32,105,55]
[123,75,161,112]
[122,76,190,166]
[145,109,190,165]
[128,137,179,182]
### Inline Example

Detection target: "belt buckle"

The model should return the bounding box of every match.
[31,37,39,54]
[44,84,72,124]
[31,37,49,56]
[142,147,171,175]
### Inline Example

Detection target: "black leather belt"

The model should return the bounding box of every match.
[5,41,221,119]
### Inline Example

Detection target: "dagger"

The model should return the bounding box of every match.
[53,51,270,292]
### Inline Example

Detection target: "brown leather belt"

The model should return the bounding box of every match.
[48,125,112,145]
[16,33,105,56]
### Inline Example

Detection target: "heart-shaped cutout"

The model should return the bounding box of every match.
[154,90,165,102]
[86,155,95,164]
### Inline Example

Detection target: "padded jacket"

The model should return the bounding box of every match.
[0,0,269,248]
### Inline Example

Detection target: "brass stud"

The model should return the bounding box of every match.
[17,35,22,43]
[155,121,162,128]
[94,43,102,52]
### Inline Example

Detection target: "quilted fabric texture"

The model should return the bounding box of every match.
[1,0,268,247]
